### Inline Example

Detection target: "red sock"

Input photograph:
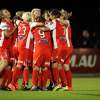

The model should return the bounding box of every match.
[22,77,25,85]
[23,69,29,84]
[65,70,72,87]
[7,71,13,87]
[48,68,54,84]
[52,67,59,86]
[59,67,67,87]
[0,72,2,76]
[38,73,42,88]
[42,70,48,88]
[11,67,21,85]
[32,69,38,86]
[1,69,10,87]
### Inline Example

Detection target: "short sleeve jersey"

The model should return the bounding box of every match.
[16,20,37,49]
[47,20,68,49]
[31,27,52,51]
[0,20,13,49]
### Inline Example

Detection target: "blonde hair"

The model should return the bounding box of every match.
[60,9,72,19]
[22,12,31,21]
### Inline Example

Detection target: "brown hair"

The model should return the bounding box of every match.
[0,8,7,20]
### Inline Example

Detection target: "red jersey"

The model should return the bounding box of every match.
[48,20,67,49]
[65,20,73,47]
[0,20,13,49]
[16,20,37,49]
[31,28,52,51]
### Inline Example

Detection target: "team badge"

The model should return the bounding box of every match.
[33,60,36,64]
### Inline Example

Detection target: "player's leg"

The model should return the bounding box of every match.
[30,52,42,91]
[30,66,39,91]
[63,57,73,91]
[22,66,29,90]
[38,67,42,90]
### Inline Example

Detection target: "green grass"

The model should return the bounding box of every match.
[0,78,100,100]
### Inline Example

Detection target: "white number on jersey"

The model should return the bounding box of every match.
[38,30,45,38]
[18,26,26,35]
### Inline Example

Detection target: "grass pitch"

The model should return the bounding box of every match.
[0,78,100,100]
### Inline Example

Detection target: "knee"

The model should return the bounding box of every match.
[63,64,70,71]
[58,63,63,70]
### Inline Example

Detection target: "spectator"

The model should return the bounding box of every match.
[76,30,93,48]
[91,32,100,48]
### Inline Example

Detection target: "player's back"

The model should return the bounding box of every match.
[17,21,31,49]
[54,21,68,48]
[31,27,52,51]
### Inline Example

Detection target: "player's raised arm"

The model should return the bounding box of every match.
[57,18,69,26]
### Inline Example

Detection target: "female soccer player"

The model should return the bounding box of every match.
[0,9,17,90]
[38,9,68,91]
[59,9,73,91]
[8,11,44,91]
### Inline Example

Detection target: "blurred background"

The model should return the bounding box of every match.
[0,0,100,77]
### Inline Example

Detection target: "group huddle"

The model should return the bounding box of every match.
[0,8,73,91]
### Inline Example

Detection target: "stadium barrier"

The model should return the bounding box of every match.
[70,49,100,77]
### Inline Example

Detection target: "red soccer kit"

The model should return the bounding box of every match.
[0,20,13,60]
[32,28,52,68]
[64,20,73,65]
[48,20,68,65]
[15,20,37,66]
[9,28,18,63]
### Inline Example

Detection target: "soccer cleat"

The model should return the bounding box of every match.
[8,84,17,91]
[58,86,68,91]
[47,83,55,90]
[42,87,48,91]
[52,84,62,91]
[21,84,25,90]
[22,83,28,90]
[15,82,20,89]
[68,87,73,91]
[29,85,38,91]
[0,85,11,91]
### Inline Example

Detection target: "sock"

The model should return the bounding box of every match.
[11,67,21,85]
[7,71,13,87]
[0,72,2,76]
[22,77,25,85]
[59,67,67,87]
[65,70,72,87]
[52,67,59,86]
[23,69,29,84]
[48,68,54,84]
[1,69,10,87]
[38,72,42,88]
[42,70,48,88]
[32,69,38,86]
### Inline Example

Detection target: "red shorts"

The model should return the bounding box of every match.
[16,47,29,66]
[64,56,70,65]
[33,49,52,68]
[27,45,33,67]
[9,45,17,63]
[57,48,68,65]
[0,48,10,60]
[51,49,58,63]
[64,47,73,65]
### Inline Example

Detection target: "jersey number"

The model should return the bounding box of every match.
[38,30,45,38]
[18,26,26,35]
